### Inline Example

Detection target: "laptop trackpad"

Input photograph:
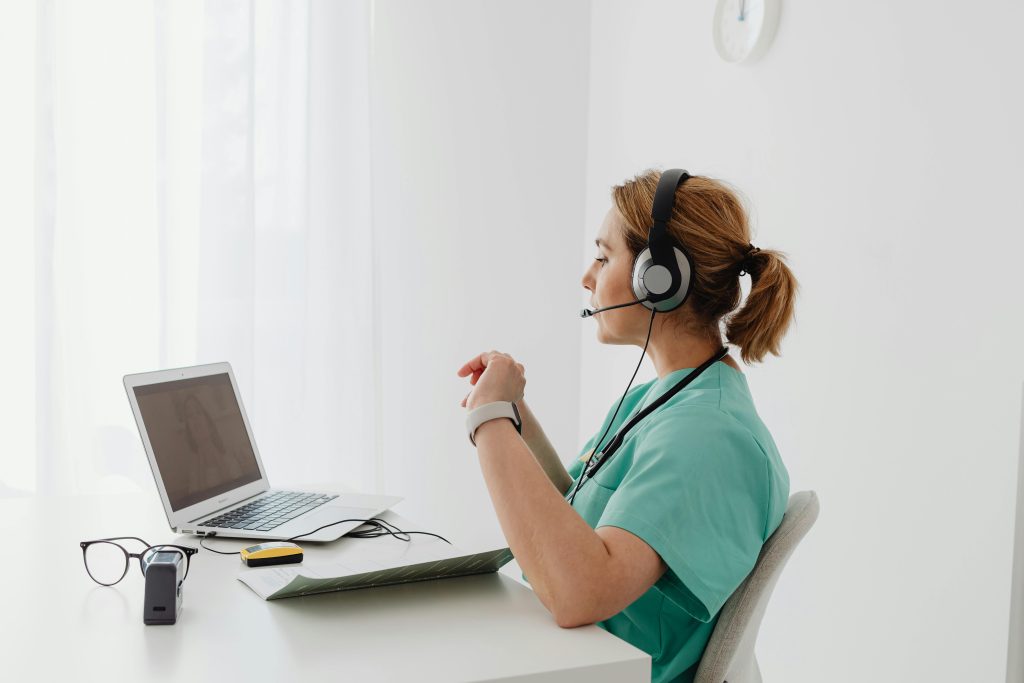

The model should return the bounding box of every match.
[291,506,379,539]
[324,493,403,510]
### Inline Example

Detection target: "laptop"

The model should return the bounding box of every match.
[123,362,402,542]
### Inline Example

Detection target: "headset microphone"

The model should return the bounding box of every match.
[579,298,649,318]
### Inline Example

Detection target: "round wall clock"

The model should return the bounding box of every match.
[713,0,781,64]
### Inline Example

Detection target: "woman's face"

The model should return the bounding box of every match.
[581,207,649,345]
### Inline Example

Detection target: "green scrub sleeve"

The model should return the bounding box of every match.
[594,412,770,622]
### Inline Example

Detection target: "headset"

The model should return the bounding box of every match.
[572,169,728,505]
[632,168,696,312]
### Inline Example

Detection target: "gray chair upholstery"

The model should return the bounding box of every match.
[694,490,820,683]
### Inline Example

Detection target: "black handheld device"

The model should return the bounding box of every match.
[143,550,185,625]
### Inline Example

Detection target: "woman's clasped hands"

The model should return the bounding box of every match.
[457,350,526,411]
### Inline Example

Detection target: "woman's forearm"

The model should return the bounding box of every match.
[517,399,573,495]
[472,418,611,626]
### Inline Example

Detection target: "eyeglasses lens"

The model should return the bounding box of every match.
[84,541,128,585]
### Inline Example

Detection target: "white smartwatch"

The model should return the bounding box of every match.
[466,401,522,446]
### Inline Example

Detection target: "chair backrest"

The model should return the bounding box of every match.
[1007,382,1024,683]
[694,490,820,683]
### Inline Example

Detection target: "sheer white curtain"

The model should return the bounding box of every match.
[0,0,378,497]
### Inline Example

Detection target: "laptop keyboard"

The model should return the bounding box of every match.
[199,490,338,532]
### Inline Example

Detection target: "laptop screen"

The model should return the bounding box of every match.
[133,373,262,511]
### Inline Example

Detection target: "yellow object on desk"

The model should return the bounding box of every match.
[240,542,304,567]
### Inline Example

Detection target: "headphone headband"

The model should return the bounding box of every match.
[632,169,694,309]
[651,169,690,229]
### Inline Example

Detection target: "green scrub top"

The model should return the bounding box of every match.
[532,361,789,683]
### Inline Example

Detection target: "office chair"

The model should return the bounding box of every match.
[694,490,820,683]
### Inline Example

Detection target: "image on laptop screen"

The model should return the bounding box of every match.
[133,373,262,511]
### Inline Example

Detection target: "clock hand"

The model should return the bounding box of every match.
[739,0,747,21]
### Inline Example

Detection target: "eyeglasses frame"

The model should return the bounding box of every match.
[79,536,198,587]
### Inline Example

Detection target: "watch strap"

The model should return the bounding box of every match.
[466,401,522,446]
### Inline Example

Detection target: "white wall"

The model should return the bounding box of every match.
[583,2,1024,681]
[365,1,1024,676]
[370,0,592,560]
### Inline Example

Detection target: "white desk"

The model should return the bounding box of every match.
[0,492,650,682]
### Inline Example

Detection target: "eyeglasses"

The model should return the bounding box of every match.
[79,536,197,587]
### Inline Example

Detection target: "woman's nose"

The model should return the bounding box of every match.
[582,263,595,291]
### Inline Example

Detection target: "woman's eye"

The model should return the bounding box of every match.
[594,257,608,266]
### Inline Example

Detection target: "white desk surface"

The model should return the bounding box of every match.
[0,491,649,682]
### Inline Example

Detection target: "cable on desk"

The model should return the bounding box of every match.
[199,517,452,556]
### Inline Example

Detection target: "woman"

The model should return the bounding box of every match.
[457,169,797,683]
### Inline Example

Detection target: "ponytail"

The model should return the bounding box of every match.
[724,248,798,364]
